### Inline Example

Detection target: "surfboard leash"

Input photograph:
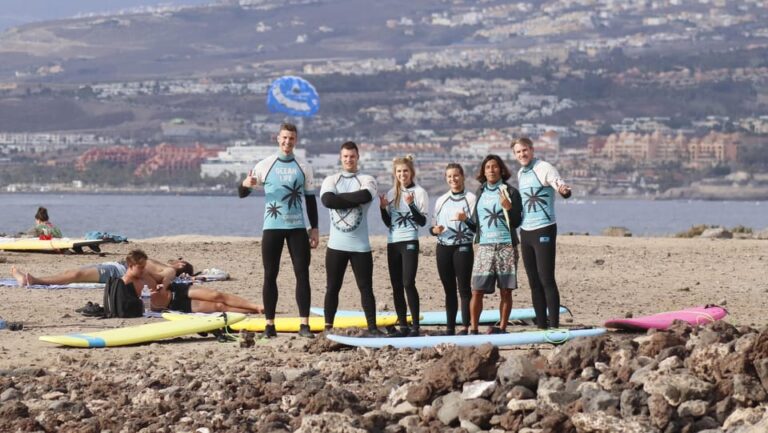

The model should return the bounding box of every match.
[543,329,570,345]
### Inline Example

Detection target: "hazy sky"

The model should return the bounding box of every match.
[0,1,212,30]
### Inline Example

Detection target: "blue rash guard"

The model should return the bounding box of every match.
[250,153,315,230]
[518,158,565,231]
[476,181,513,245]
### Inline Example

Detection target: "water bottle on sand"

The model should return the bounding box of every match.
[141,285,151,313]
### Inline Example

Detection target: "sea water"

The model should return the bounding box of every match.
[0,193,765,239]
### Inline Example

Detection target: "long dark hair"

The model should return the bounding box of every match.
[476,154,511,184]
[35,207,50,222]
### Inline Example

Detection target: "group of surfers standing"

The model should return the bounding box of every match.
[239,123,572,339]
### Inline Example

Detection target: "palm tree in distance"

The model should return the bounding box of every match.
[523,187,552,222]
[282,180,303,210]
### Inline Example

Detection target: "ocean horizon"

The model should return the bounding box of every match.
[1,193,765,239]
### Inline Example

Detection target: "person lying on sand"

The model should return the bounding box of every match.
[123,249,263,314]
[11,256,194,288]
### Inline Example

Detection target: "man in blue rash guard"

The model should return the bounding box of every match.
[238,123,319,338]
[513,137,572,329]
[320,141,384,337]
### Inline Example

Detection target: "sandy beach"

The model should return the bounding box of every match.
[1,234,767,432]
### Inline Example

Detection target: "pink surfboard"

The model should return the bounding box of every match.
[604,305,728,331]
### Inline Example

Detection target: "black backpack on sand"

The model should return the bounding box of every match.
[103,277,144,318]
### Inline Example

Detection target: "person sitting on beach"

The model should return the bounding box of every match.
[28,207,63,239]
[122,249,263,314]
[11,256,194,287]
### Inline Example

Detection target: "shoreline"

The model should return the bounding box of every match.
[3,189,768,202]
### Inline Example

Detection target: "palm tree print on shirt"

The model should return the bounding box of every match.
[266,202,283,219]
[483,204,507,229]
[394,211,415,229]
[446,225,471,244]
[523,187,552,222]
[282,180,303,210]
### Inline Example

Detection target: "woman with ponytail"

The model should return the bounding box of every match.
[379,155,429,337]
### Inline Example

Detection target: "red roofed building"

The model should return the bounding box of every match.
[76,143,222,177]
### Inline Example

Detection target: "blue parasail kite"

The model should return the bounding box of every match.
[266,76,320,117]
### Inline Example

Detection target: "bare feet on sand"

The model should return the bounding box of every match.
[10,266,31,287]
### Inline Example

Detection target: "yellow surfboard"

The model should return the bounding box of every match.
[0,238,106,253]
[163,312,403,332]
[39,313,245,347]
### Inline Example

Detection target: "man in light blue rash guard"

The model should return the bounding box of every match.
[379,155,429,337]
[238,123,319,339]
[320,141,383,336]
[468,154,523,335]
[513,137,572,329]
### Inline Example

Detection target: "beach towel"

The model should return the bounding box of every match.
[0,279,105,290]
[84,231,129,243]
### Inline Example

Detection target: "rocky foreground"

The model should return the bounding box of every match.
[2,321,768,433]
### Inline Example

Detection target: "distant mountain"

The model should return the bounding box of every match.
[0,0,469,83]
[0,1,211,31]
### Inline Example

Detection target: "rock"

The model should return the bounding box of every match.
[0,388,21,402]
[581,389,619,413]
[754,228,768,240]
[602,226,632,237]
[714,397,734,424]
[581,367,599,381]
[677,400,708,417]
[608,343,637,370]
[753,358,768,392]
[507,399,537,413]
[536,376,580,412]
[294,413,367,433]
[571,411,656,433]
[732,374,767,405]
[507,385,536,400]
[0,400,30,420]
[497,354,539,389]
[303,388,362,415]
[648,393,673,430]
[461,380,496,400]
[620,388,649,418]
[691,416,720,432]
[436,391,462,426]
[408,344,499,405]
[459,419,481,433]
[736,413,768,433]
[700,227,733,239]
[657,356,684,371]
[723,407,766,430]
[638,332,687,358]
[458,398,495,429]
[547,336,613,380]
[642,371,713,406]
[41,391,66,400]
[656,345,687,362]
[397,415,420,429]
[385,384,410,408]
[686,340,735,381]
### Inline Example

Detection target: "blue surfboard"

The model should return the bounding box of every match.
[310,306,570,326]
[326,328,606,349]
